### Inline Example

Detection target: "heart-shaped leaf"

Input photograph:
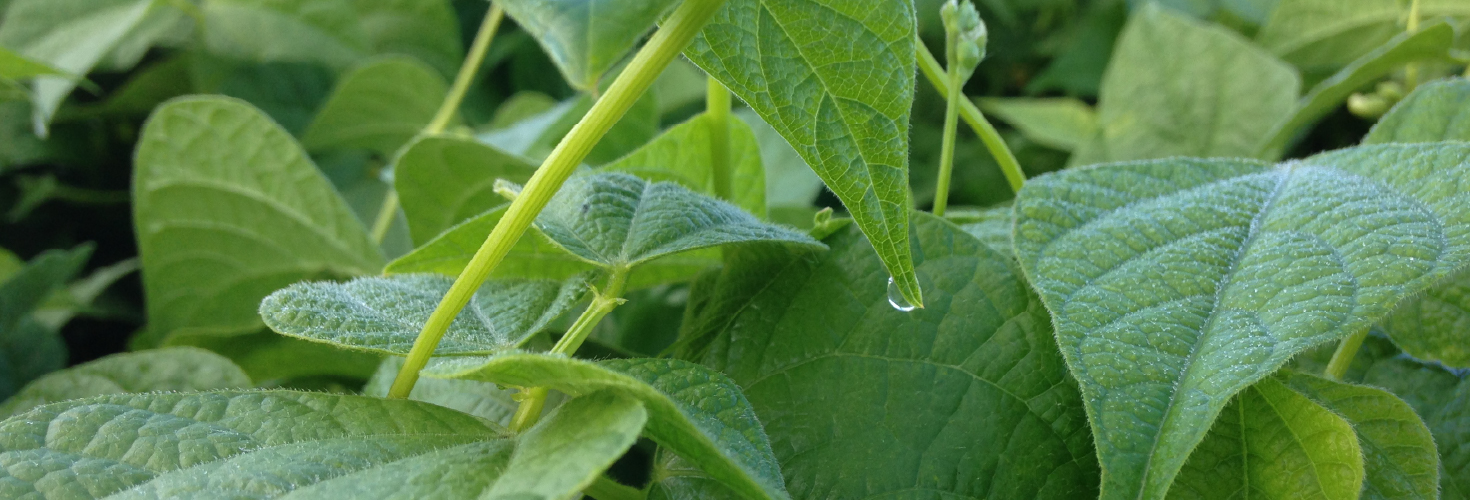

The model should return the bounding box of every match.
[685,0,922,307]
[497,0,680,91]
[1171,375,1365,500]
[0,347,250,417]
[133,96,383,378]
[260,273,589,356]
[394,136,537,244]
[687,213,1099,498]
[0,389,647,498]
[301,56,448,156]
[1014,143,1470,499]
[1069,5,1299,166]
[603,112,766,218]
[424,353,791,500]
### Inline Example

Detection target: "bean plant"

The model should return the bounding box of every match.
[1,0,1470,498]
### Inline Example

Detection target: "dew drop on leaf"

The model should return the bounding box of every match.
[886,277,915,312]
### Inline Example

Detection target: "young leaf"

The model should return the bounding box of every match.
[0,347,251,417]
[1256,0,1470,75]
[133,97,383,375]
[1281,372,1440,500]
[0,0,156,135]
[1170,376,1365,500]
[603,112,766,218]
[1258,22,1455,159]
[0,389,645,498]
[351,0,464,77]
[0,245,90,399]
[977,97,1097,151]
[387,204,608,282]
[496,0,679,91]
[301,56,448,156]
[1069,5,1299,166]
[201,0,369,70]
[424,353,791,500]
[394,136,537,244]
[260,273,588,356]
[533,172,821,270]
[684,0,923,307]
[1013,143,1470,499]
[688,213,1099,498]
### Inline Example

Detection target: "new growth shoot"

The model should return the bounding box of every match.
[932,0,986,217]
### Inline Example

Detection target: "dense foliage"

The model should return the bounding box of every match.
[2,0,1470,498]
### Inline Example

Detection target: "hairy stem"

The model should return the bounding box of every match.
[707,76,733,201]
[917,42,1024,194]
[388,0,728,399]
[510,268,629,432]
[932,61,963,216]
[1324,328,1370,380]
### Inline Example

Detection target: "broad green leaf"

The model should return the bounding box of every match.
[733,108,821,210]
[603,112,766,217]
[1366,78,1470,144]
[133,96,383,377]
[363,356,540,426]
[351,0,463,77]
[424,353,791,500]
[211,60,336,136]
[0,46,63,79]
[690,213,1099,498]
[0,347,250,417]
[301,56,448,156]
[1258,22,1456,159]
[685,0,923,307]
[487,91,559,129]
[260,273,588,356]
[947,203,1014,259]
[1069,5,1299,166]
[477,90,661,166]
[0,0,156,135]
[1256,0,1470,76]
[394,136,537,244]
[201,0,368,70]
[1281,372,1440,500]
[534,172,821,269]
[1170,376,1364,500]
[496,0,680,91]
[0,389,646,498]
[0,245,89,399]
[1013,143,1470,499]
[166,331,381,383]
[978,97,1097,151]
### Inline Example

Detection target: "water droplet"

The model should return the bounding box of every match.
[886,277,915,312]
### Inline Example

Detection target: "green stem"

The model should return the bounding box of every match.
[508,386,548,432]
[932,63,963,216]
[1405,0,1422,90]
[369,191,398,244]
[510,268,629,432]
[1324,329,1370,380]
[584,475,647,500]
[387,0,727,399]
[917,41,1024,194]
[707,76,733,201]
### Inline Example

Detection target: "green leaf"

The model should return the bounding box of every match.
[1258,22,1456,159]
[496,0,680,91]
[478,90,661,166]
[0,0,156,135]
[535,172,820,270]
[165,331,382,383]
[1366,78,1470,145]
[0,389,647,498]
[351,0,464,77]
[0,46,63,80]
[394,136,537,245]
[0,245,89,399]
[0,347,250,417]
[387,204,607,283]
[1281,372,1440,500]
[301,56,448,156]
[1256,0,1470,76]
[733,109,821,210]
[424,353,791,500]
[0,248,20,282]
[363,356,538,426]
[211,60,336,136]
[1170,376,1364,500]
[1012,143,1470,499]
[688,213,1099,498]
[978,97,1097,151]
[201,0,368,70]
[260,273,588,356]
[685,0,922,307]
[1070,5,1299,166]
[947,203,1014,259]
[133,96,383,375]
[602,112,766,218]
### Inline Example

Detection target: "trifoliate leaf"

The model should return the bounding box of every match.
[0,347,250,417]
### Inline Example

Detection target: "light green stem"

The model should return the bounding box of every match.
[707,76,733,201]
[917,42,1024,194]
[370,5,504,245]
[510,268,629,432]
[932,62,963,216]
[1325,328,1370,380]
[388,0,728,399]
[1405,0,1422,90]
[584,475,647,500]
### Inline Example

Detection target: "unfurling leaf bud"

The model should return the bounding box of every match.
[941,0,987,81]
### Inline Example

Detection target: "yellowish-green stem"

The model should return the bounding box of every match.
[1325,328,1370,380]
[508,386,548,431]
[707,76,733,201]
[510,268,629,432]
[369,191,399,243]
[917,42,1024,194]
[388,0,728,399]
[1405,0,1422,90]
[932,63,963,216]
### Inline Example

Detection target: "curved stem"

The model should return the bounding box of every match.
[369,191,399,244]
[388,0,728,399]
[707,76,733,201]
[1325,328,1369,380]
[917,42,1024,194]
[932,64,962,216]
